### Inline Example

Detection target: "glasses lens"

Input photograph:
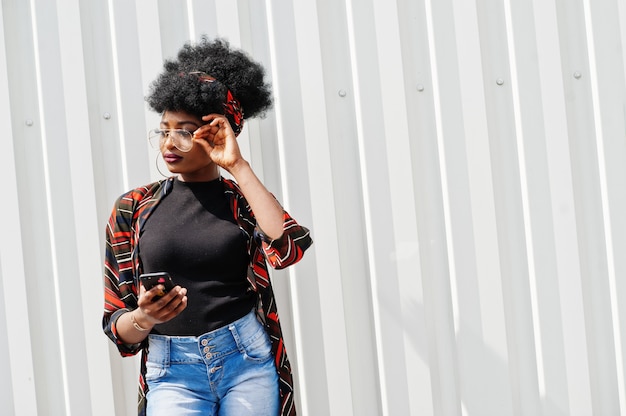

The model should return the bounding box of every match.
[147,129,193,152]
[148,129,164,149]
[170,130,193,152]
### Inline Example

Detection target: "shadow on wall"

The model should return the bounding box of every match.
[389,292,569,415]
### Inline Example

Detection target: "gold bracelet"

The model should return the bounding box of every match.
[130,312,148,332]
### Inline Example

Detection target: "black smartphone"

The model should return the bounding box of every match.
[140,272,175,298]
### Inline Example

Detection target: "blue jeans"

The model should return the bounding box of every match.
[145,310,279,416]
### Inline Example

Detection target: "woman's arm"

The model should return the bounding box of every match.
[227,160,285,239]
[194,114,285,239]
[114,284,188,344]
[102,191,188,352]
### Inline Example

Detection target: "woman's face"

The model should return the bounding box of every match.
[158,110,219,182]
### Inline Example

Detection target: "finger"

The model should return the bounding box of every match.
[148,284,168,300]
[138,285,160,307]
[194,125,221,144]
[161,295,188,322]
[149,285,179,302]
[137,283,156,311]
[212,117,232,131]
[155,289,188,321]
[202,113,222,122]
[154,286,184,308]
[192,125,211,140]
[162,287,186,307]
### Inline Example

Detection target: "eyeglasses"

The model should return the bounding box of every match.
[148,128,194,152]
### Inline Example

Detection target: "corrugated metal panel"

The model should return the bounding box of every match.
[0,0,624,415]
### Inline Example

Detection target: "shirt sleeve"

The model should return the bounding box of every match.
[101,196,146,356]
[256,211,313,270]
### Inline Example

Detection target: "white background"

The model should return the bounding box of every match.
[0,0,625,415]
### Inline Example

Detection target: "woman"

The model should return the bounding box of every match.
[102,37,312,416]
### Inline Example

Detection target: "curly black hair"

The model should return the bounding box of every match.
[146,37,273,129]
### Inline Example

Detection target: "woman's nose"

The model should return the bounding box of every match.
[162,133,175,149]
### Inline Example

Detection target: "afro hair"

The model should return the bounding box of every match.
[146,37,273,127]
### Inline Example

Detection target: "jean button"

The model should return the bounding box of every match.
[201,339,208,346]
[205,353,212,359]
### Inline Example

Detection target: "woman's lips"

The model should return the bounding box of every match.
[163,153,182,163]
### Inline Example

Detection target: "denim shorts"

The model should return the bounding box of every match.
[145,309,279,416]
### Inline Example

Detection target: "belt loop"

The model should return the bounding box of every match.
[228,324,245,354]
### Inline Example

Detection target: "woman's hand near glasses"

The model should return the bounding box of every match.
[193,114,244,173]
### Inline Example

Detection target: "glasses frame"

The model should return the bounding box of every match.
[148,128,194,152]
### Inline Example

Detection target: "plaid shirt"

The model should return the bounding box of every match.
[102,177,312,416]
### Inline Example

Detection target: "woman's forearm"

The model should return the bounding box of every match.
[114,310,154,345]
[227,160,285,240]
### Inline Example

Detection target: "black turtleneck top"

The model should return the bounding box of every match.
[138,177,254,336]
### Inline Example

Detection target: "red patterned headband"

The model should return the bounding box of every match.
[185,71,244,135]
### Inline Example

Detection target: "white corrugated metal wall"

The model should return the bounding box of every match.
[0,0,625,415]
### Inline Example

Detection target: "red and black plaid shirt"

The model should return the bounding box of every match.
[102,177,312,416]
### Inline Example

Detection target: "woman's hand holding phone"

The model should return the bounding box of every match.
[136,272,188,328]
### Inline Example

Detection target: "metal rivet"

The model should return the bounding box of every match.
[496,78,504,86]
[103,112,111,120]
[573,71,582,79]
[416,84,425,92]
[25,119,34,126]
[338,90,347,97]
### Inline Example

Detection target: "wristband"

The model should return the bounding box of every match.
[130,312,148,332]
